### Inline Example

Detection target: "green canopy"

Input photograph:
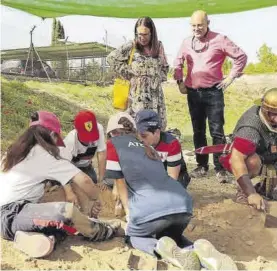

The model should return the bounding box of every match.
[2,0,276,18]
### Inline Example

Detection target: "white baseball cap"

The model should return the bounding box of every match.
[106,112,136,134]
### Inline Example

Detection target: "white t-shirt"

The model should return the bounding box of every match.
[59,123,106,168]
[0,145,81,207]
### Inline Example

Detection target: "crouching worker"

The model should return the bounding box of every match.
[60,110,107,184]
[104,112,237,270]
[0,111,120,258]
[220,88,277,210]
[135,109,191,189]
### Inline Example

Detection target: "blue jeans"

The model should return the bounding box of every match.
[1,201,72,240]
[187,86,226,171]
[1,201,112,242]
[126,213,192,256]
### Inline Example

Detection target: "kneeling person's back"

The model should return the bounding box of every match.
[106,133,192,225]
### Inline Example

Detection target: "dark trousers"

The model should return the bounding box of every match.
[126,213,192,256]
[178,162,191,189]
[79,164,97,184]
[187,86,226,171]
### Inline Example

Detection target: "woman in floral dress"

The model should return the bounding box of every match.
[107,16,169,130]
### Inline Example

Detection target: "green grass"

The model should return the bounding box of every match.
[25,80,117,122]
[1,77,262,152]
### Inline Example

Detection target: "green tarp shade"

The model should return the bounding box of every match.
[2,0,277,18]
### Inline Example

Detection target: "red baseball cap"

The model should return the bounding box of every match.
[29,111,65,147]
[74,110,99,143]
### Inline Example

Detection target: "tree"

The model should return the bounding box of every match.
[57,21,65,40]
[244,44,277,74]
[51,19,57,45]
[51,19,65,45]
[51,18,67,78]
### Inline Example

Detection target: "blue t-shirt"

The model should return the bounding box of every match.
[105,134,193,226]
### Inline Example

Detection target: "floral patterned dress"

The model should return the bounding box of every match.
[107,40,169,130]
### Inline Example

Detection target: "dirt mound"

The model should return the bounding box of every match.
[188,172,277,260]
[98,185,117,218]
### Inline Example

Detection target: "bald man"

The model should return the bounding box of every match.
[174,10,247,183]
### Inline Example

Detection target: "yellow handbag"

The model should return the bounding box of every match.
[113,45,135,110]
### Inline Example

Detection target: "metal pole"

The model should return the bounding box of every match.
[24,25,36,75]
[105,29,108,52]
[24,45,32,75]
[64,36,70,81]
[34,46,51,82]
[30,26,36,76]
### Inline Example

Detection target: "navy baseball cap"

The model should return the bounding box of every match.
[135,109,161,133]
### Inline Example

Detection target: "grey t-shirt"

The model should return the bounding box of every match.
[105,135,193,226]
[233,105,277,161]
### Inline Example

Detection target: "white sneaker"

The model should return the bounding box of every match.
[194,239,237,270]
[155,236,201,270]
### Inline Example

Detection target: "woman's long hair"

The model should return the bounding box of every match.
[2,112,60,172]
[108,117,160,161]
[134,16,160,58]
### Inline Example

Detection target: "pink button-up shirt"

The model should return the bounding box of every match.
[174,30,247,89]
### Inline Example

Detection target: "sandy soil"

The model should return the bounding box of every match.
[1,169,277,270]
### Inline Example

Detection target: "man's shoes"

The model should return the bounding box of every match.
[190,166,208,178]
[216,170,229,183]
[155,236,201,270]
[14,231,55,258]
[194,239,237,270]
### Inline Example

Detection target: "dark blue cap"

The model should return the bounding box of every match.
[135,109,161,133]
